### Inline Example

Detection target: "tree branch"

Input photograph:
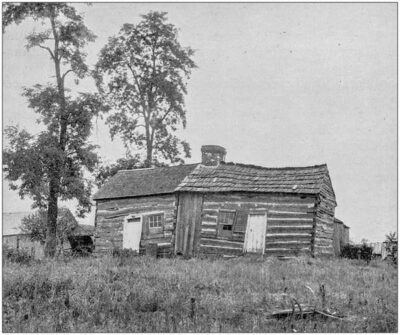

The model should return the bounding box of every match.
[38,44,55,60]
[62,69,73,81]
[126,63,145,101]
[160,105,174,123]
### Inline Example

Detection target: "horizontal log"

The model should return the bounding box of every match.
[202,209,219,216]
[202,214,218,222]
[95,232,122,238]
[266,241,311,248]
[268,217,313,222]
[199,245,243,255]
[201,221,217,226]
[97,221,123,229]
[316,211,334,220]
[201,226,216,232]
[315,219,334,227]
[268,223,313,229]
[141,238,173,246]
[315,226,334,234]
[268,212,314,219]
[315,231,333,239]
[267,232,312,237]
[200,238,244,248]
[231,235,245,242]
[201,231,217,238]
[267,226,314,234]
[142,233,165,240]
[266,234,312,242]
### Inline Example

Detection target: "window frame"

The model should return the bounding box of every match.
[217,209,236,238]
[144,212,165,234]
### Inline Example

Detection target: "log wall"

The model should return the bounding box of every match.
[198,192,318,257]
[94,194,177,254]
[314,174,336,256]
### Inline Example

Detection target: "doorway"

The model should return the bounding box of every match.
[123,216,142,251]
[244,212,267,254]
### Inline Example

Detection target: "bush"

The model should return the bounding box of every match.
[341,244,373,261]
[3,245,33,265]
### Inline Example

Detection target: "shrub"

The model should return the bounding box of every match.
[3,245,33,265]
[341,244,373,261]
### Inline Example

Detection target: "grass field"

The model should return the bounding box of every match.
[2,254,398,332]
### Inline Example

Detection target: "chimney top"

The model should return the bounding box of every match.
[201,145,226,166]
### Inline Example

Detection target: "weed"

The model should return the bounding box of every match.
[2,255,397,332]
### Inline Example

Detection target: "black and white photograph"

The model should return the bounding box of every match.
[2,2,397,333]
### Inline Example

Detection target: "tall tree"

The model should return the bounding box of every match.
[95,11,196,167]
[3,3,105,257]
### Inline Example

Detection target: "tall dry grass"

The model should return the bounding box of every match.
[3,255,397,332]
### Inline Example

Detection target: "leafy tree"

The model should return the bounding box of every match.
[385,232,397,264]
[94,153,170,187]
[21,208,77,252]
[95,154,144,187]
[95,11,196,167]
[3,3,105,257]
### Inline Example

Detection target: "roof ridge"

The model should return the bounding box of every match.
[118,163,199,173]
[221,161,328,171]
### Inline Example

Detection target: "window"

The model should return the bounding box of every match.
[144,213,164,235]
[218,210,236,238]
[148,214,163,228]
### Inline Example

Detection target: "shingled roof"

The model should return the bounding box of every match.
[93,164,198,200]
[176,162,334,198]
[93,161,336,202]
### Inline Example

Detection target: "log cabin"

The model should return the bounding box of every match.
[93,145,342,258]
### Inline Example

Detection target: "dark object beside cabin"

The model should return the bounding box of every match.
[341,244,373,261]
[68,224,95,254]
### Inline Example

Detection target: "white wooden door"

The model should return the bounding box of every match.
[244,213,267,254]
[123,217,142,251]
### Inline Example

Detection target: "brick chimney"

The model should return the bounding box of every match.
[201,145,226,166]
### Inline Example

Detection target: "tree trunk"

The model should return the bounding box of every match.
[146,143,153,167]
[44,13,68,258]
[45,175,58,257]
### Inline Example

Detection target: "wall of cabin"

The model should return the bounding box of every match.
[314,174,337,256]
[195,192,318,258]
[94,194,177,254]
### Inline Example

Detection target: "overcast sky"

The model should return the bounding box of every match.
[2,3,397,242]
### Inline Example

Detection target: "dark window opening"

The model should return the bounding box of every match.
[127,217,141,223]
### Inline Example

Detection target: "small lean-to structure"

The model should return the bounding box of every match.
[68,224,95,253]
[93,145,342,258]
[333,217,350,256]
